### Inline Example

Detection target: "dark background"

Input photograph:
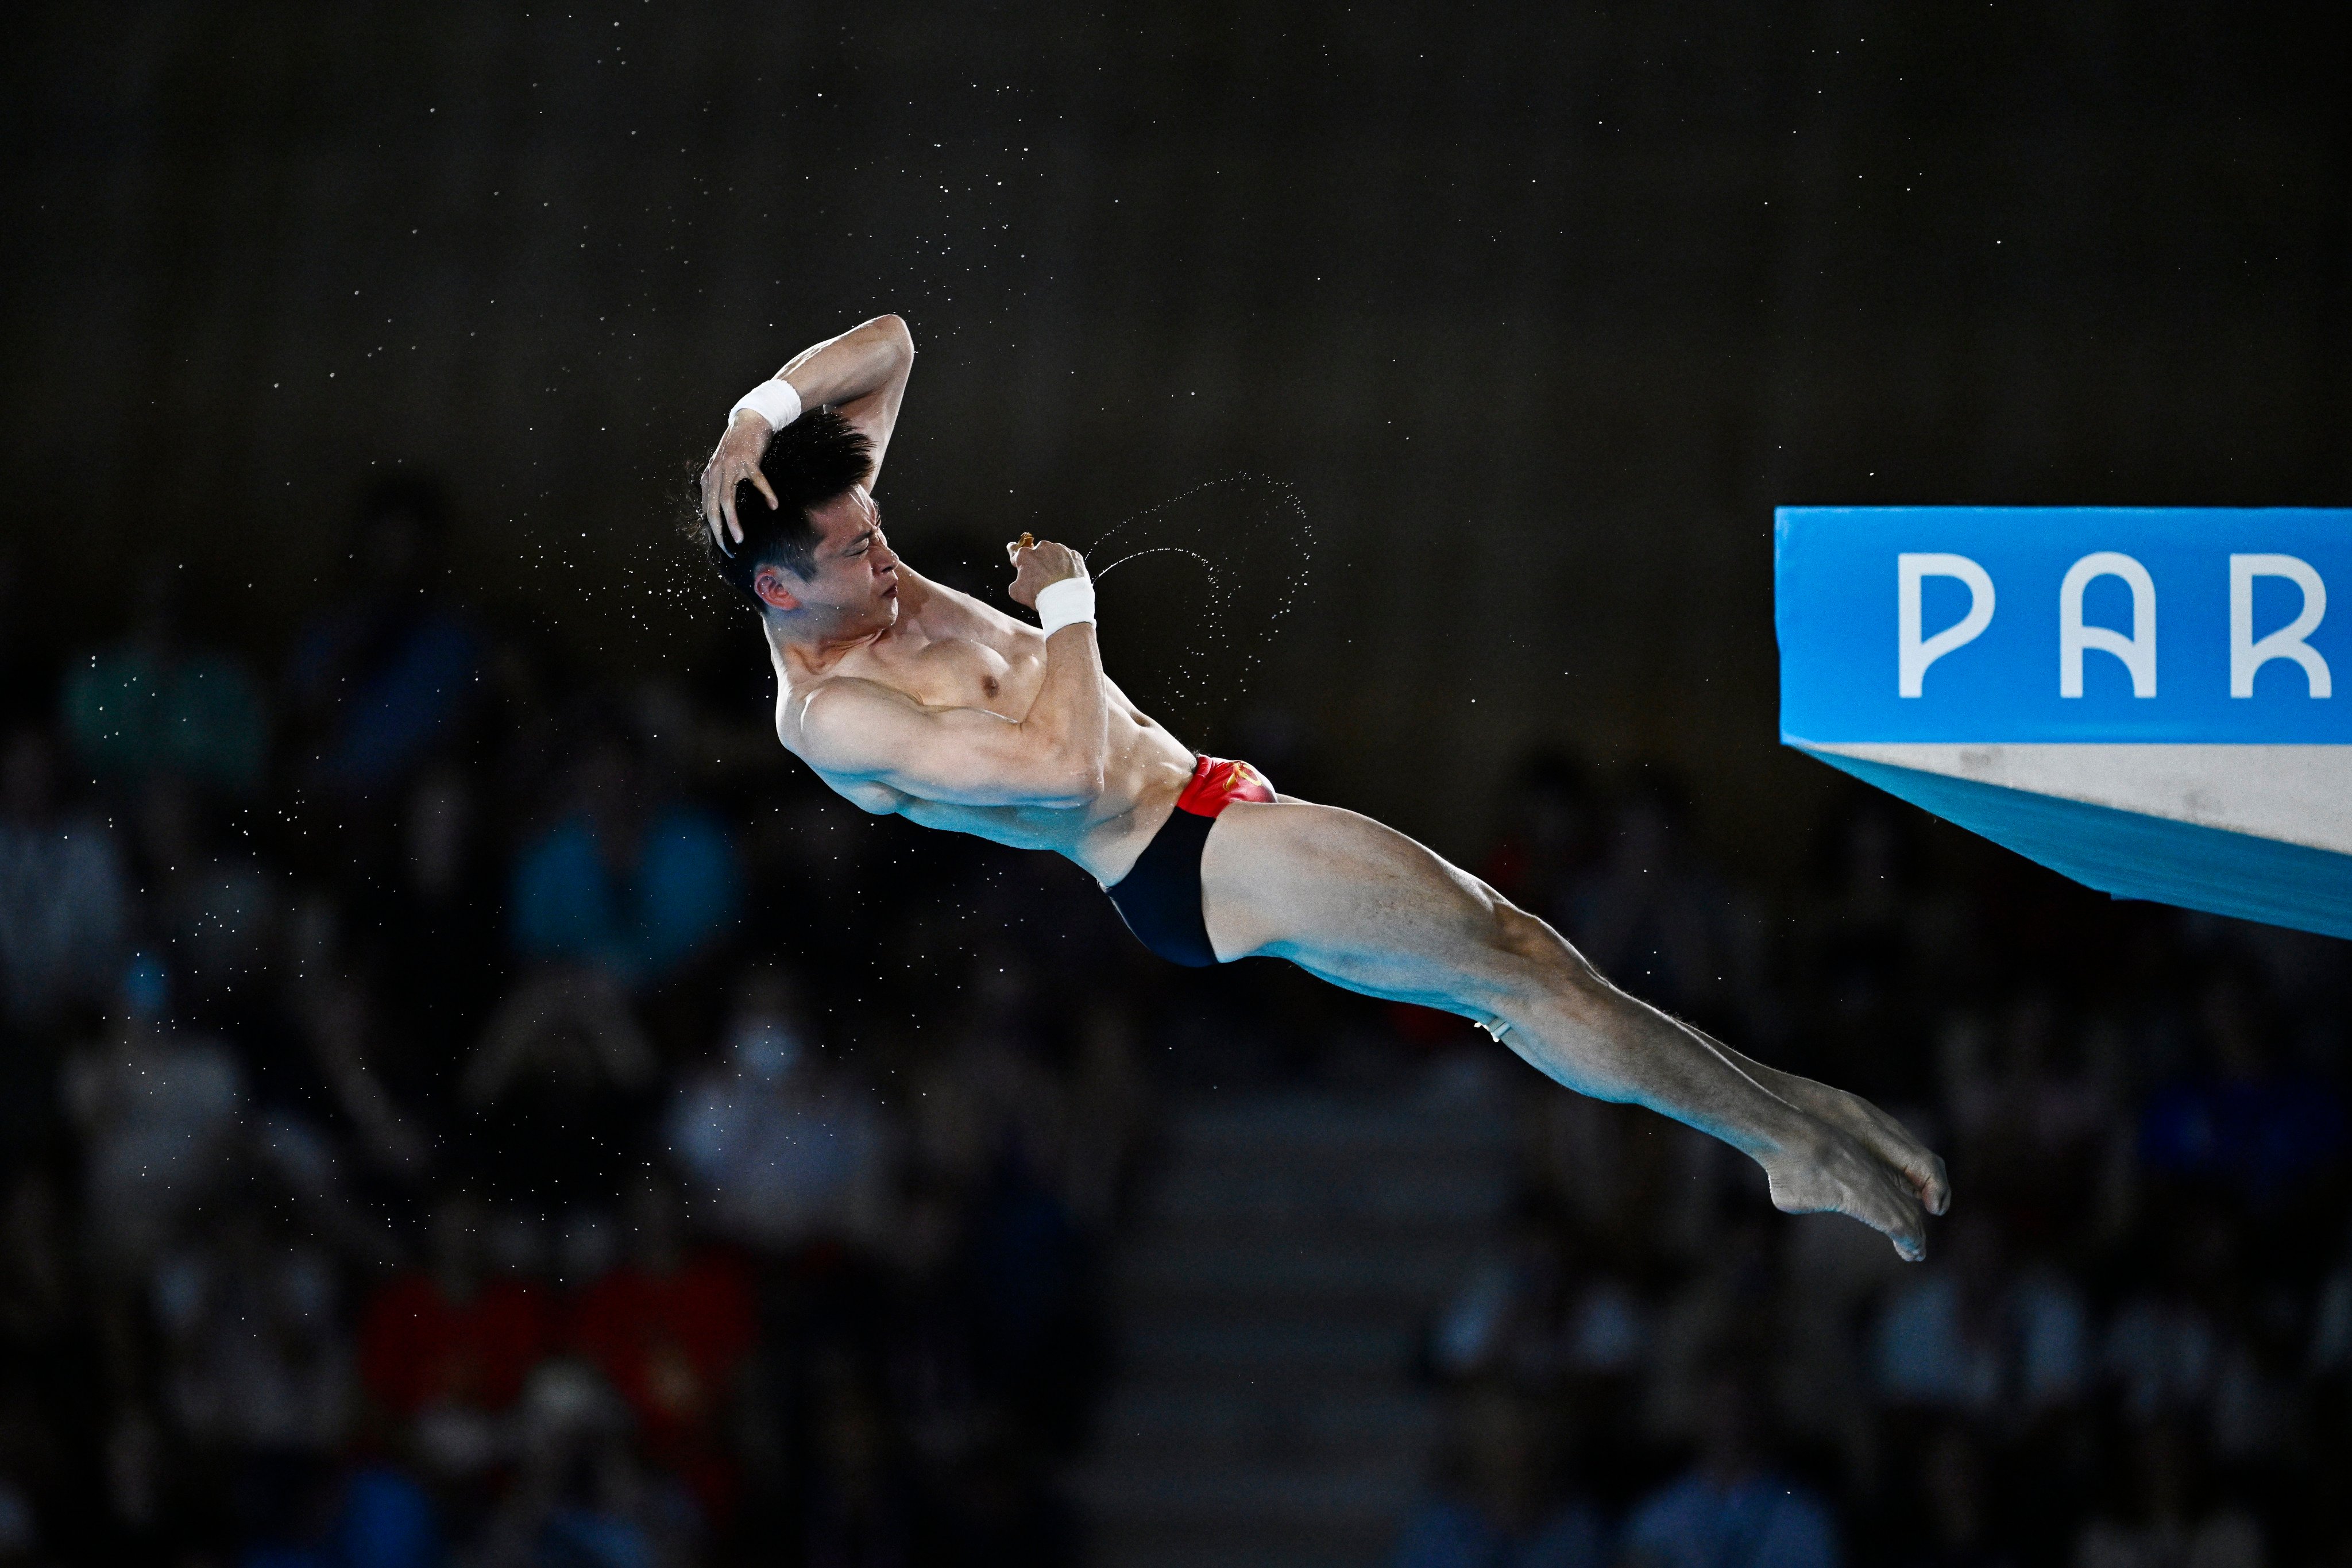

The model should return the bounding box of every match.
[4,6,2352,1568]
[10,1,2349,861]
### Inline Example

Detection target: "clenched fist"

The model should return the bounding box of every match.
[1005,534,1087,609]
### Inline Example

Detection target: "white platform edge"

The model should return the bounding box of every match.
[1796,741,2352,858]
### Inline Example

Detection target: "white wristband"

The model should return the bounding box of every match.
[730,377,803,431]
[1033,576,1096,635]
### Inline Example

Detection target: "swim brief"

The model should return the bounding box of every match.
[1104,754,1277,967]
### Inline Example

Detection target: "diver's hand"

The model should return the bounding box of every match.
[1005,534,1087,609]
[699,410,780,554]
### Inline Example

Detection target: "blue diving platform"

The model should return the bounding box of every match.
[1776,507,2350,940]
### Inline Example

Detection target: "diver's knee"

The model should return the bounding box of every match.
[1466,904,1545,1002]
[1482,902,1600,1011]
[1488,901,1559,965]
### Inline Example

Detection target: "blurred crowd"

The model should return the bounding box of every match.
[1,478,2346,1568]
[1400,758,2352,1568]
[0,480,1157,1568]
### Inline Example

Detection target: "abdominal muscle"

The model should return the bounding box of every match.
[788,576,1201,885]
[898,704,1194,876]
[823,696,1196,885]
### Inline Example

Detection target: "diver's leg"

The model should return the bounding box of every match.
[1197,798,1947,1258]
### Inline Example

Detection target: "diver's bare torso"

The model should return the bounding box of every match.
[771,566,1197,883]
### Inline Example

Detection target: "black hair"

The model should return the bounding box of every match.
[694,408,874,609]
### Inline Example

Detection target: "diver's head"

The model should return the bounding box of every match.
[697,408,899,642]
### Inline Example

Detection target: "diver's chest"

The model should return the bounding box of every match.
[887,634,1042,715]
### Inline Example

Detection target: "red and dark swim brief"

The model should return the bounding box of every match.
[1105,754,1276,967]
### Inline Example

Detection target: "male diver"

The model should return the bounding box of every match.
[696,314,1949,1259]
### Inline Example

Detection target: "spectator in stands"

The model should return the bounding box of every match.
[2313,1219,2352,1381]
[358,1194,550,1481]
[289,1465,444,1568]
[134,778,287,1033]
[62,561,269,798]
[2072,1418,2262,1568]
[927,952,1071,1186]
[1893,1422,2015,1568]
[0,1167,93,1563]
[149,1179,353,1551]
[1947,990,2123,1245]
[797,1346,925,1568]
[666,966,892,1253]
[1795,803,1967,1102]
[2100,1204,2289,1467]
[358,762,507,1063]
[2139,970,2346,1211]
[1431,1195,1650,1391]
[0,1421,48,1565]
[461,965,660,1210]
[472,1358,701,1568]
[287,474,484,801]
[1643,1216,1791,1449]
[1872,1211,2088,1420]
[1618,1366,1840,1568]
[0,727,130,1033]
[1394,1381,1606,1568]
[508,734,739,990]
[267,943,435,1187]
[570,1173,756,1519]
[60,955,245,1279]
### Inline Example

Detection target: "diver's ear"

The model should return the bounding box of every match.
[753,565,801,612]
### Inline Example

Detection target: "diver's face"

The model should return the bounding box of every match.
[767,486,900,636]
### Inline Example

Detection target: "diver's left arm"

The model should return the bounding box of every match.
[773,314,914,476]
[702,313,914,546]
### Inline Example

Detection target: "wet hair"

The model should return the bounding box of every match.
[695,408,873,608]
